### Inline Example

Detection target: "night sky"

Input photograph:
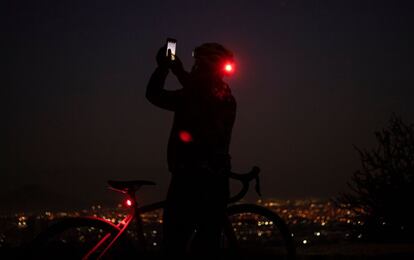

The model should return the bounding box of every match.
[3,1,414,211]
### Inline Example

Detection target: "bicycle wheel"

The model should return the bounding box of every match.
[27,217,135,259]
[223,204,296,259]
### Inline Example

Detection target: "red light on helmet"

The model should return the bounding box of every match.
[223,62,234,75]
[225,64,232,72]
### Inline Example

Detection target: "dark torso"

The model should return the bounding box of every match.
[167,80,236,172]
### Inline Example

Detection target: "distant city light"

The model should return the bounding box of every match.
[302,239,308,244]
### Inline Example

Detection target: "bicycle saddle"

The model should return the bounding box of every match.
[107,180,156,193]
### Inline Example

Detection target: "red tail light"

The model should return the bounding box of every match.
[125,199,132,207]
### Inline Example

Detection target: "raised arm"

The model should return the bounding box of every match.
[170,56,191,88]
[146,47,181,111]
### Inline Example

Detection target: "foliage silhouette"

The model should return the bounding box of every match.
[337,114,414,242]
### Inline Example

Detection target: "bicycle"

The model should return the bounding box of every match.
[27,166,296,259]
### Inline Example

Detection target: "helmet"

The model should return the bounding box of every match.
[193,43,233,61]
[192,43,235,75]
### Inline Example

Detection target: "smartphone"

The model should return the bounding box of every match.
[166,38,177,61]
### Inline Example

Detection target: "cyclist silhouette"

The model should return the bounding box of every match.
[146,42,236,257]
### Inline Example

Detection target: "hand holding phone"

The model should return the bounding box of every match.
[166,38,177,61]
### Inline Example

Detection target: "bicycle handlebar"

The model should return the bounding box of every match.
[227,166,261,203]
[109,166,262,206]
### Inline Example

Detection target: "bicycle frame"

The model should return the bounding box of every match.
[79,190,136,259]
[81,204,135,258]
[79,167,261,259]
[31,166,296,259]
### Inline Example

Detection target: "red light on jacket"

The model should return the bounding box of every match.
[179,130,193,143]
[126,199,132,207]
